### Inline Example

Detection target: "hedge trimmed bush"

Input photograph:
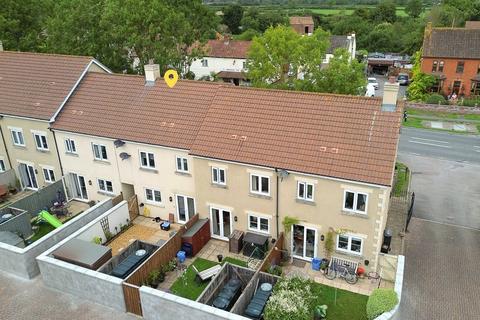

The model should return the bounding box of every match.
[425,93,448,105]
[459,98,480,107]
[366,288,398,320]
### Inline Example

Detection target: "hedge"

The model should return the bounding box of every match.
[366,288,398,320]
[425,93,448,105]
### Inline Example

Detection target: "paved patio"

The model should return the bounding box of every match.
[57,200,90,222]
[108,216,180,255]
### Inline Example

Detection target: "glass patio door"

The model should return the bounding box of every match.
[291,224,317,261]
[18,163,38,190]
[176,195,195,223]
[70,173,88,200]
[210,207,232,240]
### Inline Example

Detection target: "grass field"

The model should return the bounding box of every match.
[311,7,408,17]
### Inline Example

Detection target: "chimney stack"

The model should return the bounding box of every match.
[382,77,399,111]
[144,63,160,85]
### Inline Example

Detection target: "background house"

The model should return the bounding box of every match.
[290,16,314,36]
[421,22,480,96]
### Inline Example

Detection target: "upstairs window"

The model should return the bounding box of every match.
[212,167,226,185]
[343,191,368,214]
[438,61,444,72]
[33,132,49,151]
[65,138,77,154]
[176,156,189,173]
[456,61,465,73]
[250,174,270,196]
[140,151,155,169]
[297,181,314,201]
[10,128,25,147]
[92,143,108,161]
[432,60,438,72]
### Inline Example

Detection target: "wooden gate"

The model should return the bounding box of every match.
[127,194,139,221]
[123,282,142,316]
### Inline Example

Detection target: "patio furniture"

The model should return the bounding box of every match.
[160,221,170,231]
[243,232,269,259]
[229,230,244,254]
[111,249,150,278]
[212,278,242,310]
[244,282,273,319]
[192,264,221,283]
[181,218,210,256]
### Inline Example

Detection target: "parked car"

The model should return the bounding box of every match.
[365,83,375,97]
[397,73,410,86]
[367,77,379,90]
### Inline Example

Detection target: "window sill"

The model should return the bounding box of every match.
[97,191,115,197]
[144,201,165,208]
[249,192,272,200]
[36,149,50,153]
[175,171,191,177]
[211,183,228,189]
[13,145,27,149]
[140,167,158,173]
[248,228,270,236]
[335,250,364,259]
[93,159,111,165]
[341,210,368,219]
[65,152,79,157]
[296,199,316,206]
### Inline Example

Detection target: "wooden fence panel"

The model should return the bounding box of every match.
[259,232,284,272]
[123,283,142,316]
[111,193,124,207]
[127,194,139,221]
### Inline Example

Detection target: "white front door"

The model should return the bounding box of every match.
[210,207,232,241]
[18,163,38,190]
[176,195,195,224]
[291,224,318,261]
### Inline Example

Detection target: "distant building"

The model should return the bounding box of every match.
[324,34,356,64]
[289,16,314,36]
[421,22,480,96]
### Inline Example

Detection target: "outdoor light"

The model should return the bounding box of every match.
[321,234,325,241]
[234,216,238,222]
[88,180,92,185]
[364,260,370,266]
[169,196,173,202]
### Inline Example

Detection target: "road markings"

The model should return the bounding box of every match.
[474,146,480,152]
[410,137,449,144]
[408,140,451,148]
[408,136,451,148]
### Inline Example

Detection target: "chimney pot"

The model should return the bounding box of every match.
[144,63,160,85]
[382,80,400,112]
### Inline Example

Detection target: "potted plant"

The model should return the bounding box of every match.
[314,305,327,320]
[147,269,162,288]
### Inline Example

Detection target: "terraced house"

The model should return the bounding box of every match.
[0,51,109,190]
[51,63,402,271]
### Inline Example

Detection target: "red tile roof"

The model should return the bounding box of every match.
[53,74,401,186]
[190,86,402,186]
[203,40,252,59]
[51,73,223,150]
[0,51,94,120]
[289,16,314,26]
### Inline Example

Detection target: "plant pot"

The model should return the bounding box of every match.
[150,280,160,289]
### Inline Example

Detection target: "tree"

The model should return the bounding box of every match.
[373,0,397,24]
[362,23,397,53]
[246,26,329,89]
[0,0,53,51]
[406,0,423,18]
[308,48,366,95]
[222,4,244,34]
[407,51,436,101]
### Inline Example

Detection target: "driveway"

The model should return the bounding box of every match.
[394,153,480,319]
[372,75,407,98]
[0,271,136,320]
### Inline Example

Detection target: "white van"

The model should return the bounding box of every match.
[365,83,375,97]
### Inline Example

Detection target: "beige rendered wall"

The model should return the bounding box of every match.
[0,116,61,189]
[193,157,278,239]
[55,131,196,221]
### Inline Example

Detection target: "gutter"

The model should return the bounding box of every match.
[0,120,13,169]
[275,169,280,239]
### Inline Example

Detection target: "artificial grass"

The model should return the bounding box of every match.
[170,257,249,300]
[310,283,368,320]
[29,223,56,243]
[392,162,409,197]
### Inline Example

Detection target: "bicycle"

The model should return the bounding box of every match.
[324,262,358,284]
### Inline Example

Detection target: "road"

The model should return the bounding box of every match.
[399,127,480,164]
[394,129,480,320]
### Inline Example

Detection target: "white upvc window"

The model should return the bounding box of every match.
[336,234,363,256]
[343,190,368,214]
[297,181,314,201]
[248,214,270,234]
[140,151,155,169]
[176,156,189,173]
[0,159,5,172]
[98,178,114,194]
[33,132,49,151]
[145,188,162,204]
[92,143,108,161]
[43,168,55,183]
[250,174,270,196]
[212,167,226,185]
[201,59,208,67]
[65,138,77,154]
[10,128,25,146]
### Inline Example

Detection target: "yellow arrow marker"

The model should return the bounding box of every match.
[164,69,178,88]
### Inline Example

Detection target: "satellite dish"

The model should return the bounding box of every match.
[119,152,131,160]
[114,139,126,148]
[277,169,289,180]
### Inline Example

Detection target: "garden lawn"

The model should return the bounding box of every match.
[311,283,368,320]
[170,257,248,300]
[29,223,55,243]
[393,162,409,197]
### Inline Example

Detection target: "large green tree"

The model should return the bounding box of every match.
[223,4,244,34]
[373,0,397,24]
[0,0,53,51]
[405,0,423,18]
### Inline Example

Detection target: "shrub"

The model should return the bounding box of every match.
[92,236,102,244]
[425,93,447,105]
[459,98,480,107]
[267,264,282,276]
[366,288,398,320]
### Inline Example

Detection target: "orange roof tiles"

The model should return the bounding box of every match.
[289,16,314,26]
[53,73,401,186]
[0,51,93,120]
[203,40,252,59]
